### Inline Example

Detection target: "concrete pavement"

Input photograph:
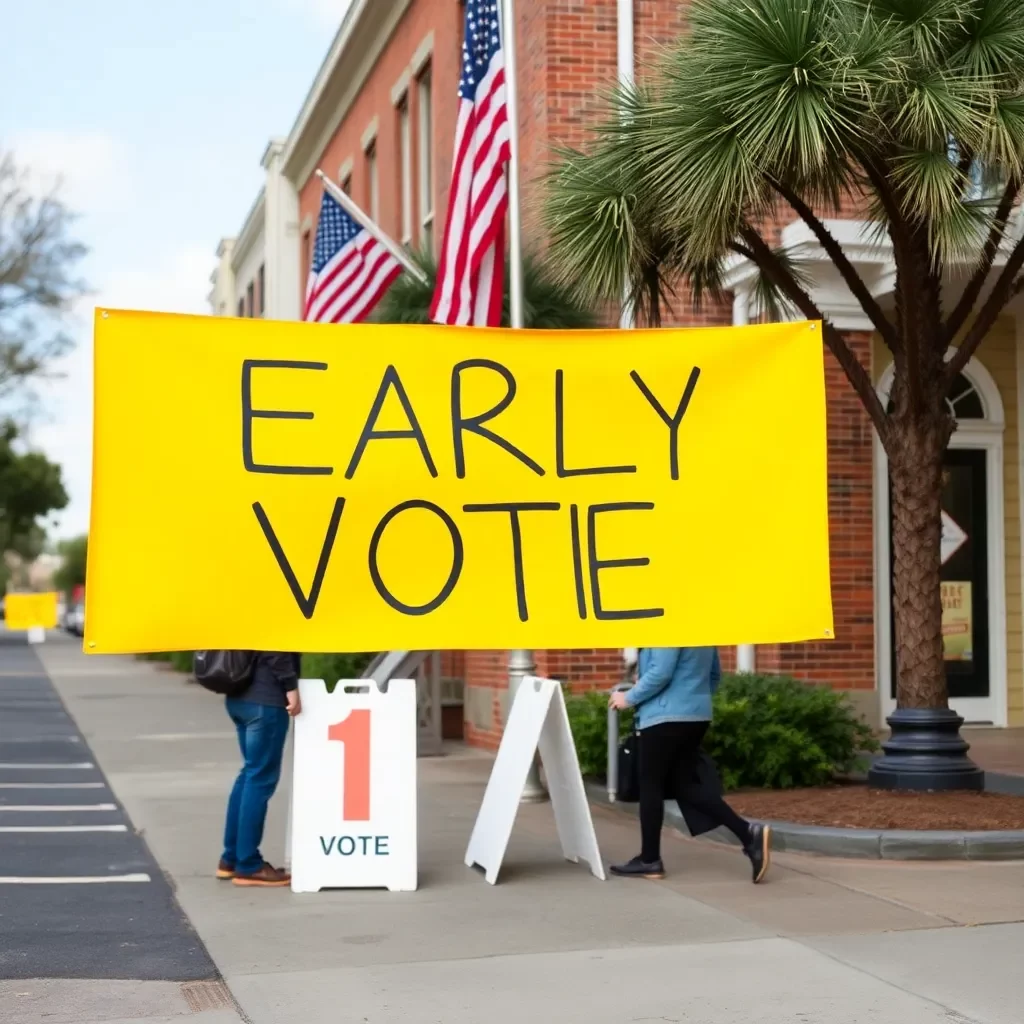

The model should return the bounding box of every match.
[13,633,1024,1023]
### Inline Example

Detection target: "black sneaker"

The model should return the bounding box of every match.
[744,823,772,884]
[610,855,665,880]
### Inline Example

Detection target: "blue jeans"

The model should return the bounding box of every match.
[222,699,290,875]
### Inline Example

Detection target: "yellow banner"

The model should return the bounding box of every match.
[6,591,59,631]
[86,310,833,653]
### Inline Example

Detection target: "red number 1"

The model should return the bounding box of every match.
[327,709,371,821]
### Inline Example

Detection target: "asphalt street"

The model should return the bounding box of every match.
[0,630,217,981]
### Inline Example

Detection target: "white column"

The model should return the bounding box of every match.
[733,288,756,674]
[617,0,635,330]
[263,139,302,321]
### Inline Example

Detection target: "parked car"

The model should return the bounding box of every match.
[66,602,85,636]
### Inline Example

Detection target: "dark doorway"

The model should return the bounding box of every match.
[889,448,990,702]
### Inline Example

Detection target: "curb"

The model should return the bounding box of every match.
[585,781,1024,862]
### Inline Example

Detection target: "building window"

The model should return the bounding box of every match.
[341,174,352,196]
[398,96,413,245]
[417,65,434,252]
[365,141,379,223]
[237,297,244,318]
[246,281,255,317]
[302,230,311,280]
[257,264,265,316]
[886,372,985,420]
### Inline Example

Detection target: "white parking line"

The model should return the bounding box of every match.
[0,762,94,770]
[0,874,151,884]
[0,825,127,833]
[0,804,117,812]
[0,782,104,789]
[0,737,81,744]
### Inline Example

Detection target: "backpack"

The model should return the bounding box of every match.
[192,650,257,697]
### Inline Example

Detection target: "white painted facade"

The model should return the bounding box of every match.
[208,138,301,322]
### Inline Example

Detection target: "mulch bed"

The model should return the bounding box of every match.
[725,784,1024,831]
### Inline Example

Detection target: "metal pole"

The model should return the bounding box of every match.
[617,0,635,330]
[732,288,755,674]
[607,682,633,803]
[315,170,429,286]
[500,0,544,804]
[509,649,547,802]
[502,0,525,331]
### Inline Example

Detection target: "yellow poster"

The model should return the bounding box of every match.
[5,591,59,631]
[85,310,833,654]
[941,581,973,662]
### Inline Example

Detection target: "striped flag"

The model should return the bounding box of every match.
[430,0,510,327]
[304,190,402,323]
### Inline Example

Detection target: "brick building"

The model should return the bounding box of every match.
[211,0,1024,743]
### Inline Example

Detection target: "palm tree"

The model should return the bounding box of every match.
[545,0,1024,789]
[373,249,598,329]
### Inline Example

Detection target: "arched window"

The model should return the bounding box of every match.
[886,371,985,420]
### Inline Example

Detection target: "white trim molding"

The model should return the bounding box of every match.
[281,0,414,186]
[410,31,434,76]
[873,352,1009,727]
[723,214,1024,330]
[391,69,412,107]
[361,117,379,153]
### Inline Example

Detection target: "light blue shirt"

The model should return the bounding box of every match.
[624,647,721,729]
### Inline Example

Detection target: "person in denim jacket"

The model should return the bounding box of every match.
[609,647,771,882]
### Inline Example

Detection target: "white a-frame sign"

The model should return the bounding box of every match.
[465,676,605,884]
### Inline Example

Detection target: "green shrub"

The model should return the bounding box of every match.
[565,673,877,790]
[564,689,633,778]
[168,650,194,674]
[135,651,194,674]
[706,674,878,790]
[301,652,376,690]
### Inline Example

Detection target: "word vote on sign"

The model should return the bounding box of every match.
[85,312,833,653]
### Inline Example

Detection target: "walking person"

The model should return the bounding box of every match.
[217,652,302,887]
[609,647,771,883]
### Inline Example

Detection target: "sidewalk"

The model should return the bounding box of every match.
[964,727,1024,776]
[23,638,1024,1023]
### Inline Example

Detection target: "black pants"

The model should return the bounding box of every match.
[639,721,750,862]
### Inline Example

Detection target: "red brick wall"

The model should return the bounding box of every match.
[289,0,878,749]
[755,333,876,690]
[296,0,464,287]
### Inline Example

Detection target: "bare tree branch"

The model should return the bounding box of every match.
[0,151,88,408]
[946,229,1024,384]
[944,176,1021,344]
[769,178,898,351]
[739,225,889,438]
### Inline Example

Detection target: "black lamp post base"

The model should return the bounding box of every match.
[867,707,984,792]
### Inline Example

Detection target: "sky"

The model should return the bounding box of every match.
[1,0,354,538]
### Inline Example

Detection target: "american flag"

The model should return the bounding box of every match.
[304,190,402,323]
[430,0,510,327]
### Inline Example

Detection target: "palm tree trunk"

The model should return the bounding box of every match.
[869,409,983,791]
[888,415,948,709]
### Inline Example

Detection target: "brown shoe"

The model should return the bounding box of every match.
[232,863,291,888]
[215,860,235,880]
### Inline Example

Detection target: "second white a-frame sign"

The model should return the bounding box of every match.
[465,675,606,885]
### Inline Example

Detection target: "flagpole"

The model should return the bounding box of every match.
[315,169,429,286]
[501,0,547,804]
[502,0,525,332]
